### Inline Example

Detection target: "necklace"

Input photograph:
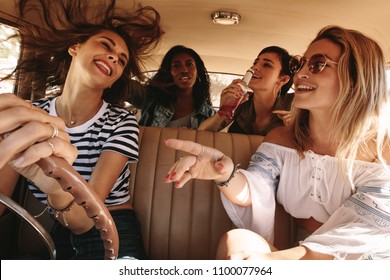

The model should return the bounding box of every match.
[56,99,76,126]
[56,98,102,127]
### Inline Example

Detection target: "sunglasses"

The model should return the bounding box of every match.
[289,53,338,74]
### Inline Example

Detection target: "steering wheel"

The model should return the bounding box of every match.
[0,156,119,260]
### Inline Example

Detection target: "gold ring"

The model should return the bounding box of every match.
[47,140,55,154]
[196,145,205,157]
[48,123,59,138]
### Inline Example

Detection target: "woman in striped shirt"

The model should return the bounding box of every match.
[0,0,162,259]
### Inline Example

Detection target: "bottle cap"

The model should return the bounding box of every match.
[242,69,254,84]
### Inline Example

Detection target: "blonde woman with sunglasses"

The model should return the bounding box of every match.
[164,25,390,260]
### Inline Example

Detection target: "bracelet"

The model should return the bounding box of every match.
[215,164,240,187]
[47,198,76,227]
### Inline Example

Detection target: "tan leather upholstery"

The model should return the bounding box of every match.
[130,126,294,259]
[3,126,294,259]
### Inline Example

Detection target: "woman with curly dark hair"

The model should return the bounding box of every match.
[0,0,163,259]
[128,45,215,129]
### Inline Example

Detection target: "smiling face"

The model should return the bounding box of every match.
[170,52,197,90]
[248,52,285,94]
[293,38,341,112]
[68,30,129,89]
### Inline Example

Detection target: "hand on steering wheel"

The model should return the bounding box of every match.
[0,94,119,259]
[38,156,119,259]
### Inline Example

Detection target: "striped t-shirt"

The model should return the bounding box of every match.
[28,97,139,206]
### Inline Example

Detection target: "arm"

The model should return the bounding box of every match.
[88,110,138,204]
[197,113,230,131]
[43,150,130,234]
[88,150,129,203]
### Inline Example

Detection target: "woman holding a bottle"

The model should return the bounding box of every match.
[198,46,294,135]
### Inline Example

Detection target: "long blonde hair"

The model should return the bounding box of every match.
[290,26,389,172]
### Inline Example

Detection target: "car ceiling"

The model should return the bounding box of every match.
[134,0,390,75]
[1,0,390,75]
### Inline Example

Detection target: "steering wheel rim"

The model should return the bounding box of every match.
[0,191,56,259]
[37,156,119,260]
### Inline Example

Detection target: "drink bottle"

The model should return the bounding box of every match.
[218,68,254,121]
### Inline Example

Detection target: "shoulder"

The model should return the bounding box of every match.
[107,103,133,116]
[263,125,294,148]
[198,102,216,115]
[32,97,54,111]
[105,104,138,124]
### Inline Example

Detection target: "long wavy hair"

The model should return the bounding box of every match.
[290,25,389,175]
[2,0,163,105]
[146,45,212,110]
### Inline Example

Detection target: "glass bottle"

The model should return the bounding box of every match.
[218,68,254,121]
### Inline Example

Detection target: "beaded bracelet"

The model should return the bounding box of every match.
[215,164,240,187]
[47,198,76,227]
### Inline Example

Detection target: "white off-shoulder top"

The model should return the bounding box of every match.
[221,142,390,260]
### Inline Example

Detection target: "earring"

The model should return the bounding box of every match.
[273,84,281,99]
[277,88,282,98]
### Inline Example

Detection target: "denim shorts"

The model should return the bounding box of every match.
[51,209,147,260]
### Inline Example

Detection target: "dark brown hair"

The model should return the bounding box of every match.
[146,45,212,109]
[2,0,163,104]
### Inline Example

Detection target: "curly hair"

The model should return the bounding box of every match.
[3,0,163,104]
[146,45,212,110]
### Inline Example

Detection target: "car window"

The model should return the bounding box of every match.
[0,22,20,94]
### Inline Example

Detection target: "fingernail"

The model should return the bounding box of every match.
[216,162,224,170]
[12,156,25,167]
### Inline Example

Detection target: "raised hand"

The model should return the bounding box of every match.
[272,109,291,126]
[219,79,250,108]
[164,138,234,188]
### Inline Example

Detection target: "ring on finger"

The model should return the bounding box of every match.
[48,123,59,138]
[196,144,205,157]
[47,140,56,154]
